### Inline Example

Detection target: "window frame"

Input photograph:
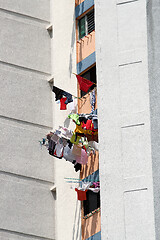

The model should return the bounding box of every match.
[78,9,94,40]
[83,190,100,217]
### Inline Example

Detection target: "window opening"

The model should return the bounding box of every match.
[80,65,97,97]
[78,9,95,40]
[83,190,100,216]
[79,16,86,39]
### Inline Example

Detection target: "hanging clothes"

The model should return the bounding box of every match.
[52,86,63,101]
[79,137,88,149]
[53,140,64,158]
[92,116,98,129]
[82,120,94,131]
[75,123,86,134]
[86,146,95,156]
[52,86,73,105]
[88,141,99,151]
[72,145,82,157]
[72,160,82,172]
[93,182,100,188]
[63,144,76,162]
[76,148,88,165]
[90,89,96,114]
[60,97,67,110]
[68,98,77,113]
[48,139,56,156]
[79,116,88,124]
[81,121,98,135]
[59,126,73,139]
[75,188,88,201]
[88,187,100,193]
[86,134,98,142]
[76,75,94,93]
[68,113,80,125]
[63,91,73,104]
[70,133,82,145]
[50,134,59,143]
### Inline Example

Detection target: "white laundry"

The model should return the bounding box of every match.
[54,140,64,157]
[88,141,99,151]
[88,187,100,193]
[63,144,76,162]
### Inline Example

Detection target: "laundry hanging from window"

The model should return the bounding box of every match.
[76,74,95,93]
[52,86,73,110]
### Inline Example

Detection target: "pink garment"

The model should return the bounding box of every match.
[76,148,88,165]
[93,182,100,188]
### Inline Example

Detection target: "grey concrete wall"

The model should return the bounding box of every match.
[95,0,155,239]
[147,0,160,239]
[0,1,55,240]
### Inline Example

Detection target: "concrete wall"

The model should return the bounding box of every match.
[95,0,155,239]
[147,0,160,239]
[51,0,81,239]
[0,1,55,240]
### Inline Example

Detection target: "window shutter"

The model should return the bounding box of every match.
[87,10,95,34]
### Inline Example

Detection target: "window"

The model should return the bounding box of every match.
[79,16,86,39]
[80,65,97,97]
[78,9,95,40]
[83,190,100,216]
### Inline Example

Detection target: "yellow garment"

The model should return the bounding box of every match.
[74,123,98,136]
[75,123,86,134]
[70,133,81,145]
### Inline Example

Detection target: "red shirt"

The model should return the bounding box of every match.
[82,120,98,132]
[60,97,67,110]
[75,188,88,201]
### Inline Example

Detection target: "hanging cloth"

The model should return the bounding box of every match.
[76,148,88,165]
[63,91,73,104]
[68,113,81,125]
[75,188,88,201]
[60,97,67,110]
[52,86,63,101]
[76,75,94,93]
[90,89,96,114]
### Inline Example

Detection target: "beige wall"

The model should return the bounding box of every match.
[51,0,81,239]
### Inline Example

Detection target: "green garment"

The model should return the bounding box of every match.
[70,133,81,145]
[68,114,80,125]
[80,137,88,149]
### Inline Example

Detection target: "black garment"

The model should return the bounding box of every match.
[63,91,73,104]
[53,155,63,159]
[67,140,73,149]
[74,163,82,172]
[79,116,87,124]
[52,86,63,101]
[52,86,73,105]
[48,140,56,156]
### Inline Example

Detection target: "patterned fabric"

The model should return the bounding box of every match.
[90,89,96,114]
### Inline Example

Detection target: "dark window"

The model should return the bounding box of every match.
[83,190,100,216]
[79,16,86,39]
[78,9,95,40]
[80,65,96,97]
